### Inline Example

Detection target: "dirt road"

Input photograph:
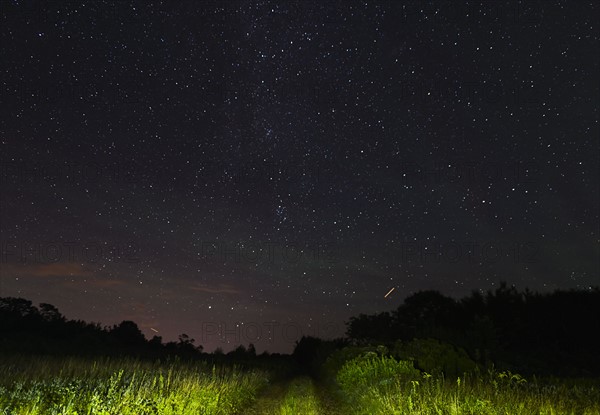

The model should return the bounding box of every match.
[241,376,346,415]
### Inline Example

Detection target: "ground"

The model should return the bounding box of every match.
[241,376,346,415]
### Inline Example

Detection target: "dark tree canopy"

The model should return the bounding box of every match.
[344,285,600,376]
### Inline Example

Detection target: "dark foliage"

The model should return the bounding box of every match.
[0,297,244,362]
[0,296,297,377]
[292,336,350,378]
[345,284,600,376]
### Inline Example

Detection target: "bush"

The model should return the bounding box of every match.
[322,345,383,378]
[393,338,476,378]
[337,353,420,393]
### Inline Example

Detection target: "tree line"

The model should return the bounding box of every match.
[343,283,600,376]
[2,283,599,376]
[0,297,274,362]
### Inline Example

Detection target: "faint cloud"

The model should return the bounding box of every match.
[1,262,92,278]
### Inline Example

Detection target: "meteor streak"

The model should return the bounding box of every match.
[384,287,396,298]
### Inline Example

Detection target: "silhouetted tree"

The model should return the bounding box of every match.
[39,303,64,322]
[346,312,394,343]
[293,336,349,377]
[110,321,146,347]
[247,343,257,357]
[344,285,600,376]
[393,290,458,340]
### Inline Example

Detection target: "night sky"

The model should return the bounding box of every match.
[0,1,598,353]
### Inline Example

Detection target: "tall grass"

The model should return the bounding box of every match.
[334,353,600,415]
[3,353,599,414]
[0,355,269,415]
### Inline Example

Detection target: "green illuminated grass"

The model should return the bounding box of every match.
[1,354,599,414]
[243,377,344,415]
[278,378,320,415]
[333,353,600,415]
[0,356,269,415]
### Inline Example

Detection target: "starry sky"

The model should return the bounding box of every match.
[0,1,598,353]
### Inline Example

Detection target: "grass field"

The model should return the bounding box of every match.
[1,353,599,414]
[333,352,600,415]
[0,356,269,415]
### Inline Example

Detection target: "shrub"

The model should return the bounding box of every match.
[393,338,476,378]
[337,353,420,393]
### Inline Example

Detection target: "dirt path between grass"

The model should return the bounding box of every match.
[239,377,291,415]
[239,376,346,415]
